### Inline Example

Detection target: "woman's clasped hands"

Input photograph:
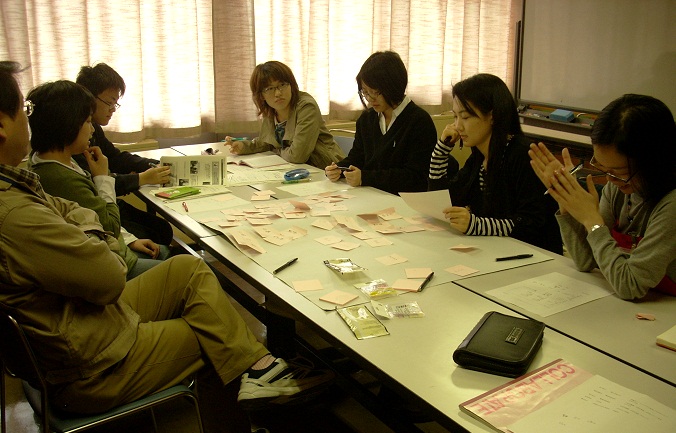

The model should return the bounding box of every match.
[529,142,602,228]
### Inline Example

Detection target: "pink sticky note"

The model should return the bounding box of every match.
[315,235,342,245]
[289,200,311,211]
[445,264,479,276]
[364,237,392,247]
[293,279,324,292]
[450,244,478,251]
[376,254,408,265]
[320,290,359,305]
[251,194,271,201]
[406,268,433,279]
[392,279,422,292]
[332,241,360,251]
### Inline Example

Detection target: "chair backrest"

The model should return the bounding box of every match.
[329,129,355,156]
[334,135,355,156]
[0,311,47,392]
[0,310,52,433]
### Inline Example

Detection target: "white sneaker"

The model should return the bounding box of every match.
[237,357,334,409]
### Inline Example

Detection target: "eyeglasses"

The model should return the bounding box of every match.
[261,82,290,97]
[97,96,120,110]
[359,88,381,101]
[589,155,637,183]
[24,100,35,117]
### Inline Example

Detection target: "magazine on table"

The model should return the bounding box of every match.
[160,155,227,186]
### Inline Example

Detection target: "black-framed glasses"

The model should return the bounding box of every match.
[261,82,290,97]
[97,96,120,110]
[359,88,381,101]
[589,155,637,183]
[24,99,35,117]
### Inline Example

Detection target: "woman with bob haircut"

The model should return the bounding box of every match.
[429,73,562,254]
[225,60,344,169]
[26,80,168,280]
[325,51,437,195]
[530,94,676,299]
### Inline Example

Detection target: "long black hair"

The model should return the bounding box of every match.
[452,73,522,189]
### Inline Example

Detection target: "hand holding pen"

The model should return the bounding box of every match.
[223,136,245,154]
[529,143,578,194]
[543,161,584,195]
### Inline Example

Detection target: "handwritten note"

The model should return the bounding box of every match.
[487,272,612,317]
[510,375,676,433]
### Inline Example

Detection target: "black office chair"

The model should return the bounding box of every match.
[0,311,203,433]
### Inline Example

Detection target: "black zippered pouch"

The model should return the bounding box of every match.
[453,311,545,377]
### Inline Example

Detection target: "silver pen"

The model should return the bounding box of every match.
[544,161,584,195]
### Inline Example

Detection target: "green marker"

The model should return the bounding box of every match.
[281,178,311,184]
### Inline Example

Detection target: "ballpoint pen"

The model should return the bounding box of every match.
[544,161,584,195]
[418,272,434,292]
[495,254,533,262]
[273,258,298,274]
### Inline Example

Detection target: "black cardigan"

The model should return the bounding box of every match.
[429,135,563,254]
[338,101,436,195]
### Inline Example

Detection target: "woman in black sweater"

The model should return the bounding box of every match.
[428,73,562,254]
[325,51,438,195]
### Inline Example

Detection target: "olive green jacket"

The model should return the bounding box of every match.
[238,91,344,169]
[0,165,136,384]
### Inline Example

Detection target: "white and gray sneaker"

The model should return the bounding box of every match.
[237,357,335,409]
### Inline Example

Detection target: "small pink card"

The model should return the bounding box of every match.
[376,253,408,265]
[332,241,360,251]
[445,264,479,276]
[364,237,392,247]
[312,219,336,230]
[450,244,478,251]
[320,290,359,305]
[315,235,342,245]
[293,279,324,292]
[251,194,271,201]
[406,268,433,279]
[392,279,422,292]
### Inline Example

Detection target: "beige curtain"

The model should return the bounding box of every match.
[1,0,519,141]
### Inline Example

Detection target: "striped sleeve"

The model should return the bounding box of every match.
[429,139,455,179]
[465,213,515,237]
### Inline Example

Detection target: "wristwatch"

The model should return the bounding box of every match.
[589,224,605,233]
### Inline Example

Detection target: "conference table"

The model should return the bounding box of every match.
[134,145,676,432]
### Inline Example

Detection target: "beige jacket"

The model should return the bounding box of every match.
[0,166,136,384]
[238,91,345,169]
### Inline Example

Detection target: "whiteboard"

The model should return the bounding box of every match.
[519,0,676,114]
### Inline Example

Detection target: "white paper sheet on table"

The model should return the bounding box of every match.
[509,375,676,433]
[487,272,612,317]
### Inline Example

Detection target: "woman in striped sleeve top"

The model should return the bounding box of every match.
[428,73,562,254]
